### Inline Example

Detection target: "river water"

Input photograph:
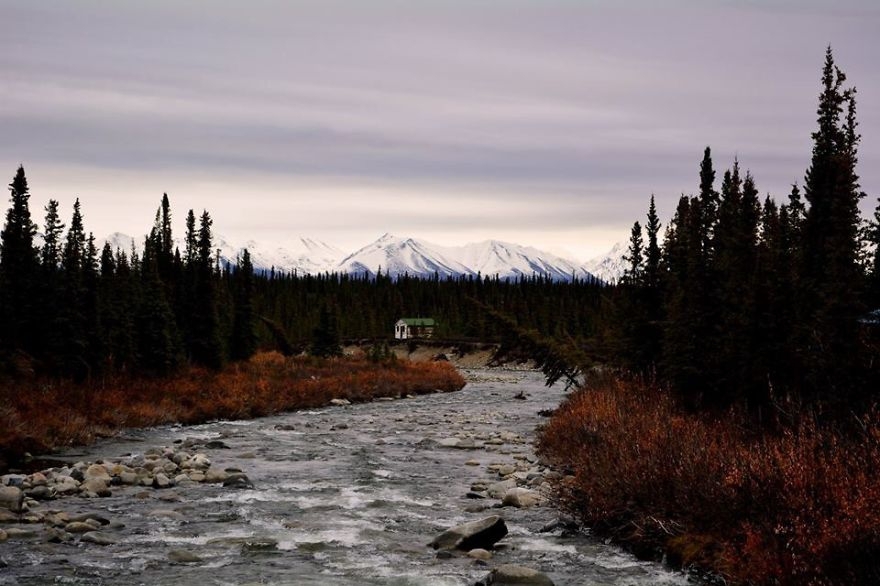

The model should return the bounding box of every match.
[1,369,688,585]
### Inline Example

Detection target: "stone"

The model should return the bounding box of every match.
[465,459,481,466]
[3,527,37,538]
[119,471,138,485]
[0,486,24,512]
[25,485,54,501]
[169,549,202,563]
[80,531,118,546]
[0,509,18,522]
[182,454,211,471]
[153,473,172,489]
[84,464,111,483]
[501,488,542,509]
[69,513,110,526]
[474,565,555,586]
[486,479,517,499]
[53,477,80,495]
[45,528,72,543]
[80,478,112,497]
[329,398,351,406]
[65,522,95,534]
[497,464,516,476]
[29,472,48,486]
[0,529,6,542]
[205,469,228,484]
[429,515,508,551]
[1,474,26,487]
[223,473,254,489]
[150,509,185,521]
[467,548,492,561]
[204,440,230,449]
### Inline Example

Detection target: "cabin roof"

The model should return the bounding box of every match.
[397,318,436,326]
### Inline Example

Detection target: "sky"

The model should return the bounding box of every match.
[2,1,879,261]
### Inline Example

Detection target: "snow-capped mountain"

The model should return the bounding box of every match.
[456,240,592,282]
[98,231,598,282]
[582,241,627,284]
[337,234,595,281]
[336,234,471,278]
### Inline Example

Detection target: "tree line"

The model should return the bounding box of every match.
[610,48,880,411]
[0,173,605,381]
[0,181,258,380]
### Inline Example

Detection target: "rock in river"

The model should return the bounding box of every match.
[0,486,24,512]
[80,531,118,546]
[429,515,508,551]
[501,488,542,509]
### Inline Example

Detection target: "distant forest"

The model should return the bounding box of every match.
[0,173,605,381]
[1,48,879,413]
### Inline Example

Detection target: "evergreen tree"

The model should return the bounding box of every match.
[800,47,866,399]
[698,146,719,254]
[189,210,225,369]
[57,199,89,377]
[0,166,39,356]
[41,199,65,270]
[644,195,662,290]
[230,249,258,361]
[623,221,644,285]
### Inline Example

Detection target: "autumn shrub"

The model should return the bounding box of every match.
[0,353,465,470]
[537,378,880,585]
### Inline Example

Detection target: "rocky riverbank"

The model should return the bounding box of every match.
[0,369,685,585]
[0,438,254,551]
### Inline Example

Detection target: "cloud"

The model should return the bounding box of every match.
[1,0,878,258]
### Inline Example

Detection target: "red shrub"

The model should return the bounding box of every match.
[537,379,880,585]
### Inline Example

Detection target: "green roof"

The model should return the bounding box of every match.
[398,318,435,326]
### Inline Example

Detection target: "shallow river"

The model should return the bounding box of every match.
[1,369,689,585]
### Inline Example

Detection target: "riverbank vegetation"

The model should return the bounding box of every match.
[537,48,880,584]
[538,376,880,585]
[0,351,464,471]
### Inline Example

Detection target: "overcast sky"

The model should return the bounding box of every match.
[2,1,879,260]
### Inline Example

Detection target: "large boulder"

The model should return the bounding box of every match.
[473,565,555,586]
[429,515,508,551]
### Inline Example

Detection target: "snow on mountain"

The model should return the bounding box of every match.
[335,233,472,278]
[582,241,628,284]
[98,232,344,274]
[101,232,138,254]
[336,234,596,281]
[453,240,593,281]
[96,231,597,282]
[236,237,344,274]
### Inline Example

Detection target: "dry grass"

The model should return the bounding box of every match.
[537,378,880,585]
[0,352,465,467]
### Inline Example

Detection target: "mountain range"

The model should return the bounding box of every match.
[99,232,628,283]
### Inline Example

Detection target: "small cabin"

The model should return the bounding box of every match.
[394,318,436,340]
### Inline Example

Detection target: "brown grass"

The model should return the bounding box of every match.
[0,352,465,467]
[537,377,880,585]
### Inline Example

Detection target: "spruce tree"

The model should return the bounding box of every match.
[230,249,258,361]
[0,166,39,355]
[623,221,644,285]
[800,47,866,399]
[644,195,662,290]
[189,210,225,369]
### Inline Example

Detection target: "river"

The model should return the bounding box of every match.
[0,369,689,585]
